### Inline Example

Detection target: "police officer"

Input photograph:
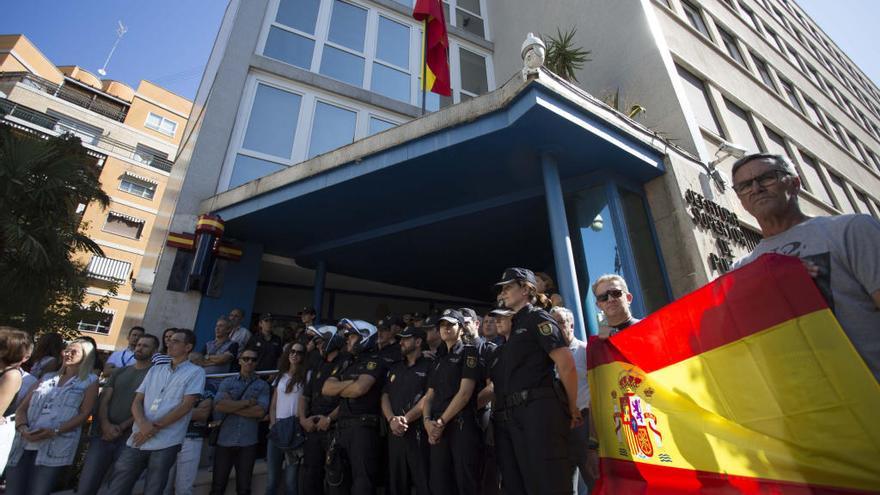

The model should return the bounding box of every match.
[376,316,403,368]
[493,268,580,495]
[299,326,346,495]
[322,319,385,495]
[381,326,432,495]
[423,309,482,495]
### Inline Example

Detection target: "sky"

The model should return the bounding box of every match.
[0,0,877,101]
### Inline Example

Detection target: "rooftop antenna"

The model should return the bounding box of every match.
[98,21,127,77]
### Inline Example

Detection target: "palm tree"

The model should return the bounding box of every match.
[0,126,112,334]
[543,27,592,83]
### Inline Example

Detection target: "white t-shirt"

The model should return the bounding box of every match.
[274,374,304,420]
[568,338,590,410]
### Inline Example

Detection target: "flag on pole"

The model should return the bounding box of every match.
[587,253,880,494]
[413,0,451,97]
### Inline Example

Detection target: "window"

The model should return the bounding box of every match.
[827,173,857,213]
[133,144,169,167]
[738,2,760,31]
[369,116,397,135]
[450,0,484,37]
[785,43,804,72]
[308,101,357,159]
[848,134,870,164]
[797,152,834,205]
[807,66,825,93]
[677,66,723,137]
[765,28,786,54]
[828,120,849,150]
[371,16,412,103]
[145,112,178,136]
[242,83,303,159]
[681,1,711,39]
[803,99,827,132]
[86,256,132,283]
[722,99,761,153]
[119,175,157,200]
[656,0,672,8]
[102,212,145,239]
[778,78,803,113]
[77,310,114,335]
[852,191,875,215]
[718,27,745,67]
[229,154,286,189]
[320,0,368,87]
[763,126,792,160]
[750,53,776,91]
[264,0,320,69]
[459,47,488,97]
[47,111,103,145]
[868,149,880,173]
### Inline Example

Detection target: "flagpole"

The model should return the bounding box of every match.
[421,19,428,116]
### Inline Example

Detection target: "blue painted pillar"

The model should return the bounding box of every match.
[313,261,327,322]
[193,241,263,347]
[541,153,587,340]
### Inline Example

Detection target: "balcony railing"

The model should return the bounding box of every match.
[0,97,174,173]
[0,72,128,122]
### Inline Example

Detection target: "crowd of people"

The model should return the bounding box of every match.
[0,153,877,495]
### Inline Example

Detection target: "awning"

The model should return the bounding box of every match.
[108,210,145,224]
[121,170,159,186]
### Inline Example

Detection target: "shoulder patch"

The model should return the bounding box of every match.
[538,321,553,336]
[466,355,477,369]
[367,361,378,370]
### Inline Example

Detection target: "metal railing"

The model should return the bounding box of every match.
[0,97,173,172]
[0,72,128,122]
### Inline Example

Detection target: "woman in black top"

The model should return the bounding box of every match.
[422,309,482,495]
[494,268,580,495]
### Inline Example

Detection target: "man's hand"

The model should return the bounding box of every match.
[300,415,317,432]
[316,415,332,431]
[132,423,157,447]
[570,408,584,429]
[426,419,445,444]
[389,416,408,436]
[26,428,55,442]
[101,422,122,441]
[802,259,820,278]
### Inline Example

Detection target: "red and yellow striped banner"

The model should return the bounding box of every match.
[166,232,195,250]
[588,254,880,494]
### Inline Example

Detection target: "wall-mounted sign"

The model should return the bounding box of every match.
[684,189,761,273]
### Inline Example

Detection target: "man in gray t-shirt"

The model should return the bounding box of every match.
[731,153,880,381]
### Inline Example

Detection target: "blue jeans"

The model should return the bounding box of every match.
[77,433,129,495]
[5,449,66,495]
[265,438,298,495]
[105,444,182,495]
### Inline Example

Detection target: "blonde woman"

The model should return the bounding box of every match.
[7,338,99,495]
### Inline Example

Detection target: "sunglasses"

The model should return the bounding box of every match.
[240,356,258,362]
[596,289,624,302]
[291,349,306,356]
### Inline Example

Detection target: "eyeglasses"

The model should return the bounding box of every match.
[291,349,306,356]
[732,170,789,195]
[596,289,624,302]
[240,356,258,362]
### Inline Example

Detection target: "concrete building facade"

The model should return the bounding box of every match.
[139,0,879,344]
[0,34,192,350]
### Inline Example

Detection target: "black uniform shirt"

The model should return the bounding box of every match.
[383,355,433,416]
[303,354,348,416]
[502,304,566,393]
[487,343,509,403]
[337,352,385,417]
[376,342,403,368]
[427,341,481,418]
[245,333,284,371]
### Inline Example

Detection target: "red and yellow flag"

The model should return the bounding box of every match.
[413,0,451,97]
[587,254,880,494]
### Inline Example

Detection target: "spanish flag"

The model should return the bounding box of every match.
[413,0,451,97]
[587,254,880,493]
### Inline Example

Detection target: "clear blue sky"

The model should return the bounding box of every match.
[0,1,877,101]
[0,0,227,100]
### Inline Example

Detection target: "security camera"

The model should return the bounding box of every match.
[717,141,748,159]
[521,33,546,77]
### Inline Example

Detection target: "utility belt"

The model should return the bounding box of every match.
[335,414,380,429]
[492,387,560,422]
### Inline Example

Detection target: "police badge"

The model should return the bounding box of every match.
[538,322,553,336]
[466,356,477,368]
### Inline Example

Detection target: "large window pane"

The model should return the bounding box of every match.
[276,0,320,34]
[677,65,723,136]
[372,64,410,102]
[827,173,857,213]
[376,17,410,68]
[458,0,481,14]
[230,154,286,189]
[763,126,791,160]
[456,8,485,37]
[320,46,365,87]
[242,84,302,158]
[264,27,315,69]
[798,152,834,205]
[619,188,669,313]
[723,99,761,153]
[750,54,776,91]
[852,191,874,215]
[328,0,367,52]
[682,1,710,38]
[718,28,745,67]
[309,102,357,158]
[460,49,488,95]
[369,116,396,135]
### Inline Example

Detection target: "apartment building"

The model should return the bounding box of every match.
[141,0,879,343]
[0,34,191,350]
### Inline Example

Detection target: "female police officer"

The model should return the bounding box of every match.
[493,268,580,495]
[422,309,482,495]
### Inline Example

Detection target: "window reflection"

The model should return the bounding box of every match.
[265,27,315,70]
[275,0,320,34]
[320,46,365,87]
[376,17,410,68]
[459,48,488,95]
[328,0,367,52]
[242,84,302,158]
[369,117,396,135]
[309,102,357,158]
[230,154,286,189]
[372,64,410,102]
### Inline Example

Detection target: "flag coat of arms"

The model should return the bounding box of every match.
[587,254,880,494]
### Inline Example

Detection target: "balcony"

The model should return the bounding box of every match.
[0,97,173,173]
[0,72,128,122]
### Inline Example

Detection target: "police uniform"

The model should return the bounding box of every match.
[384,353,433,495]
[497,303,572,495]
[331,351,386,495]
[302,353,348,495]
[427,338,483,495]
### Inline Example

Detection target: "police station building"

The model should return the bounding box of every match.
[138,0,880,343]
